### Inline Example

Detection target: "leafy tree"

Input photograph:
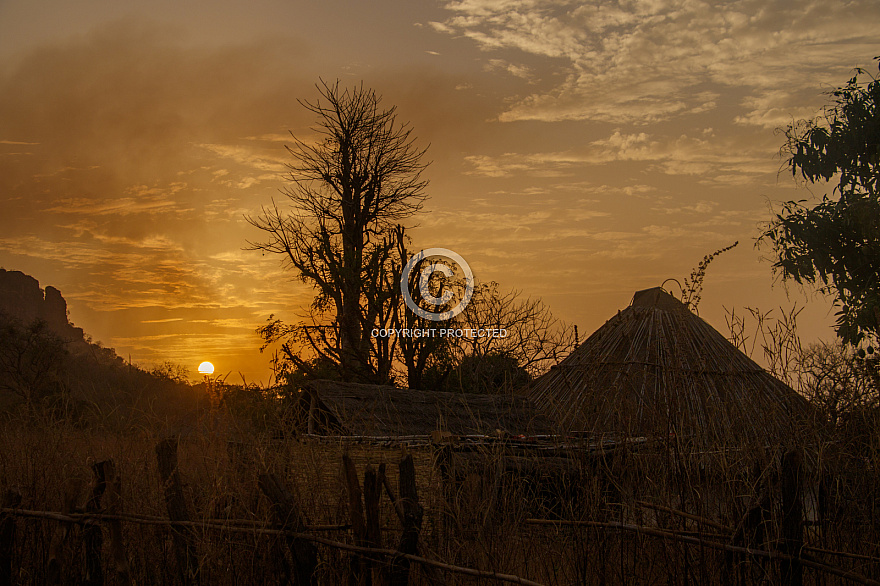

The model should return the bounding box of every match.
[438,282,575,394]
[443,352,531,395]
[150,361,190,385]
[248,81,429,384]
[798,341,879,429]
[0,314,67,413]
[277,355,341,394]
[761,57,880,344]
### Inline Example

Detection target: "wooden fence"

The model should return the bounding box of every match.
[0,438,878,585]
[0,437,545,586]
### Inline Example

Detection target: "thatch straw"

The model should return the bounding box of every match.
[524,287,811,446]
[300,380,554,437]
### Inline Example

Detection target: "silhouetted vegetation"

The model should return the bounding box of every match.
[8,60,880,582]
[0,312,203,427]
[248,80,429,385]
[0,313,67,414]
[761,56,880,345]
[442,352,530,394]
[249,83,573,393]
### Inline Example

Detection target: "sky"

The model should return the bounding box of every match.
[0,0,877,385]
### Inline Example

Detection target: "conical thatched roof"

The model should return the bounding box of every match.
[525,287,810,446]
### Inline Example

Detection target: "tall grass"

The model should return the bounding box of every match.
[2,322,880,584]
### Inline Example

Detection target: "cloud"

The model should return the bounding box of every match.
[585,224,730,260]
[485,58,533,80]
[197,143,287,175]
[656,200,719,215]
[47,189,188,217]
[243,133,291,142]
[0,20,496,347]
[462,129,779,184]
[463,152,582,176]
[0,228,295,314]
[434,0,880,124]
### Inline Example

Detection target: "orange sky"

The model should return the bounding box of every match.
[0,0,877,384]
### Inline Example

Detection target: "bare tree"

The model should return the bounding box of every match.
[248,81,429,384]
[443,282,576,394]
[393,236,458,390]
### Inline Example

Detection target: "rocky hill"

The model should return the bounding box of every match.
[0,268,87,349]
[0,269,202,423]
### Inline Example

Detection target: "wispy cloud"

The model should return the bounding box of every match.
[434,0,879,124]
[197,143,288,174]
[463,152,581,176]
[47,189,189,217]
[485,58,534,80]
[463,130,778,184]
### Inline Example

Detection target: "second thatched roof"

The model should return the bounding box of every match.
[525,287,811,446]
[299,379,554,437]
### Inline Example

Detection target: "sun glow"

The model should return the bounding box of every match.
[197,361,215,375]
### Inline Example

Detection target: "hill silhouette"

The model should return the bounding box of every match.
[0,268,87,347]
[0,268,202,425]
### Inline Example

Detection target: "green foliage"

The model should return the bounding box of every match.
[761,57,880,344]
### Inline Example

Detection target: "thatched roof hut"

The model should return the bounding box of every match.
[525,287,811,446]
[298,380,554,437]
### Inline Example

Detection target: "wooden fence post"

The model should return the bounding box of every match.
[0,489,21,586]
[727,491,771,586]
[83,461,108,586]
[258,473,317,586]
[101,460,132,586]
[47,477,82,584]
[363,466,381,548]
[363,465,382,584]
[342,454,368,586]
[781,449,803,586]
[156,437,200,585]
[389,454,423,586]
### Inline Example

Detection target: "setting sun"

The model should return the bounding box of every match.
[197,361,214,375]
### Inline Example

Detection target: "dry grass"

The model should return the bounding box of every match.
[6,288,880,583]
[1,385,879,584]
